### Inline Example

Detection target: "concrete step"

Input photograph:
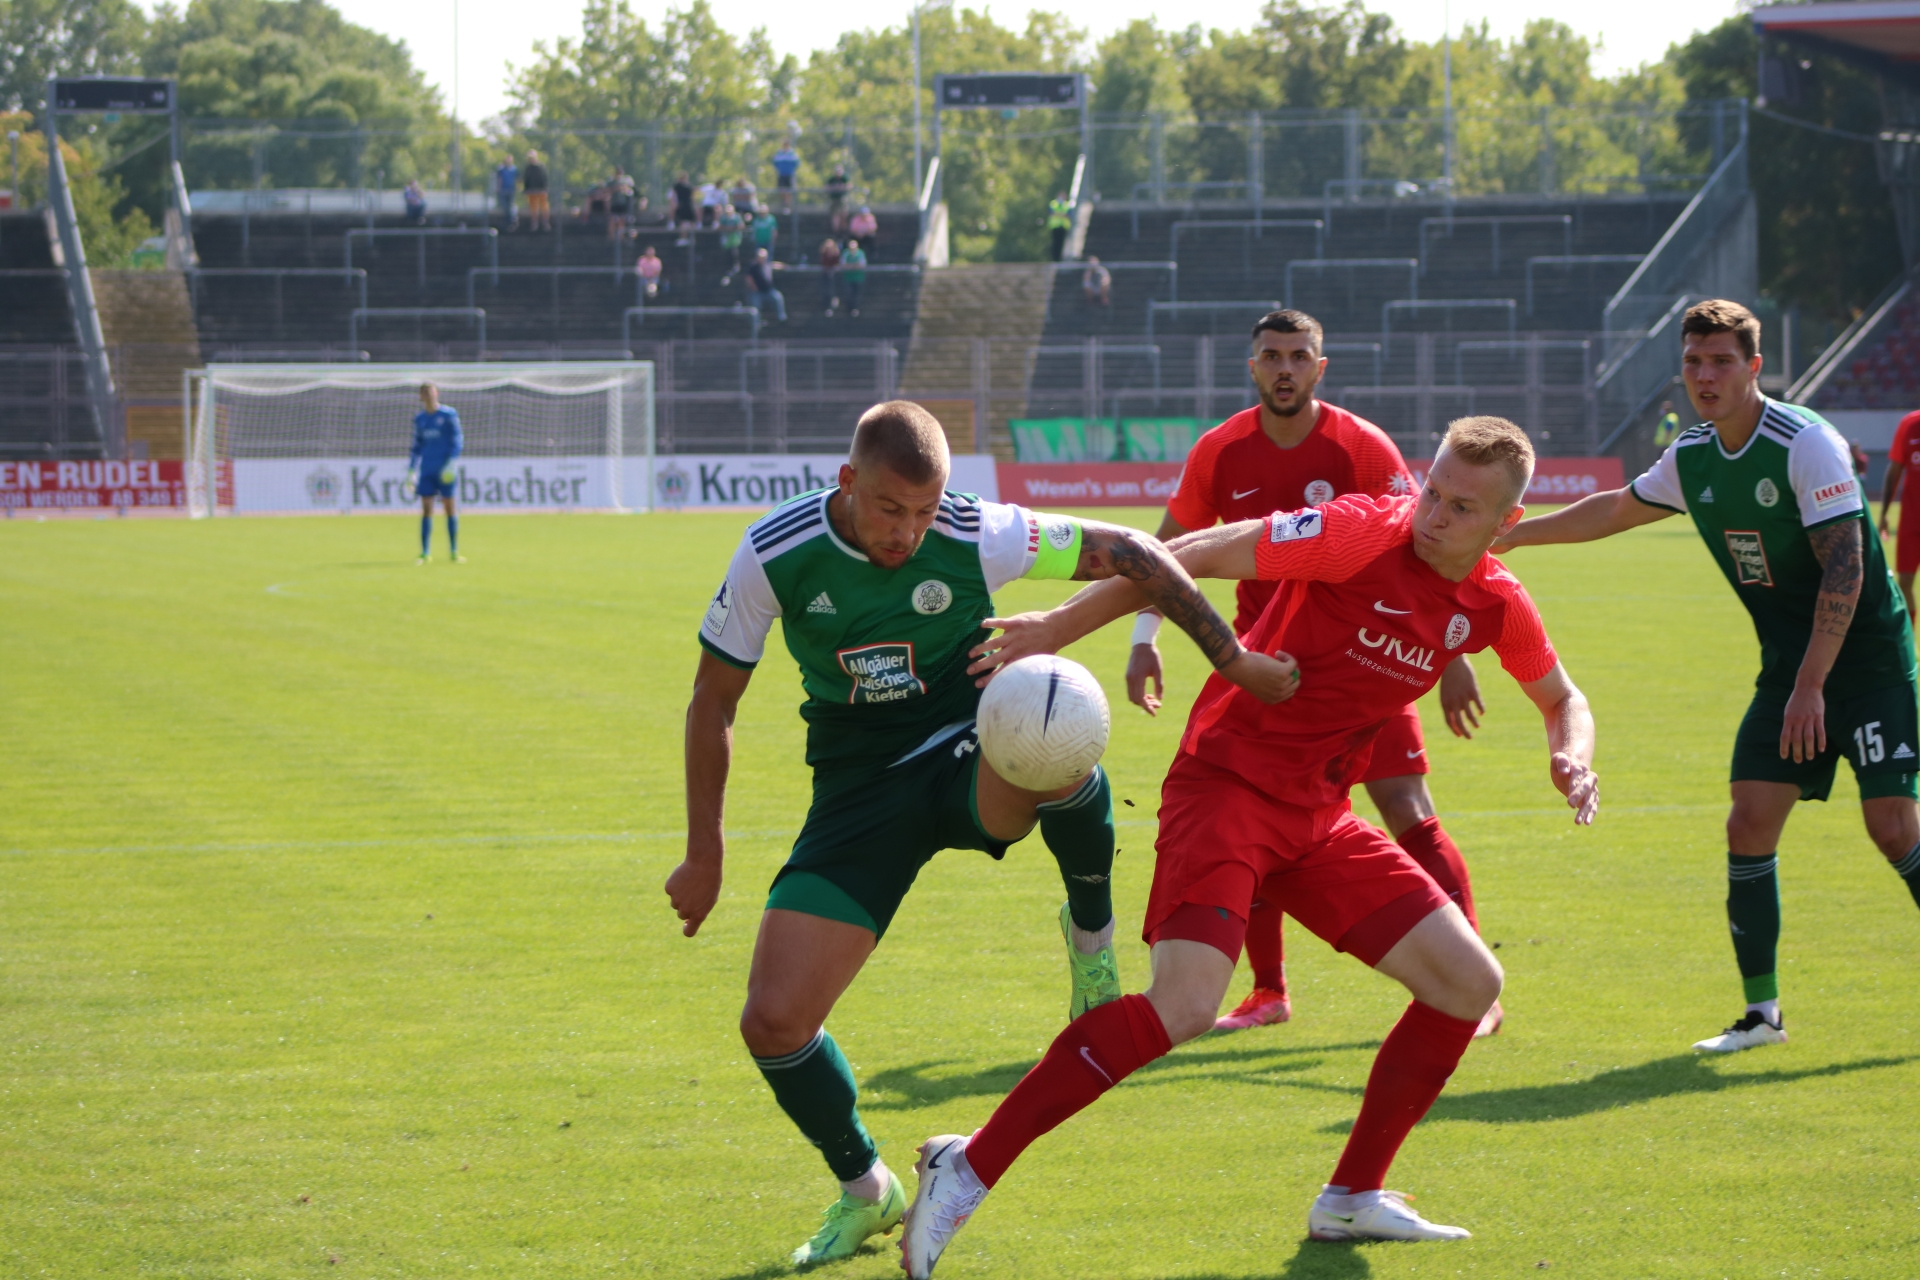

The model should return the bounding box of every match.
[900,264,1054,458]
[94,270,202,460]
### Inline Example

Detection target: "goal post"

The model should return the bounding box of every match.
[183,362,655,518]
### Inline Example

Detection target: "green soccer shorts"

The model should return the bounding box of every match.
[1731,680,1920,802]
[766,721,1011,938]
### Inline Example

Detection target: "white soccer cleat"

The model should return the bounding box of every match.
[899,1134,987,1279]
[1473,999,1504,1039]
[1693,1010,1787,1053]
[1308,1187,1471,1242]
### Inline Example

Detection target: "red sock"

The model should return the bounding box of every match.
[1398,817,1476,931]
[1328,1000,1480,1193]
[966,993,1171,1189]
[1245,895,1287,994]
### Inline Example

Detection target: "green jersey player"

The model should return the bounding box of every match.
[1498,300,1920,1053]
[663,401,1297,1266]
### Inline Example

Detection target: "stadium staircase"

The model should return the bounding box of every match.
[898,263,1056,459]
[93,271,202,460]
[0,211,79,344]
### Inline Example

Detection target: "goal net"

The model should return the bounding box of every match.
[184,362,655,517]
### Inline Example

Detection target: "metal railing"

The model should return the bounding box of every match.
[343,227,500,283]
[190,267,369,319]
[1524,255,1644,315]
[1789,268,1916,405]
[1146,300,1282,342]
[1382,299,1517,347]
[1416,214,1572,275]
[467,265,636,310]
[1167,219,1325,270]
[1285,258,1418,306]
[623,305,761,343]
[349,307,487,354]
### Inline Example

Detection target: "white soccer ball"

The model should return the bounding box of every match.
[977,655,1112,792]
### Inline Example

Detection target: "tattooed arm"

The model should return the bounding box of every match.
[968,520,1300,704]
[1782,518,1865,762]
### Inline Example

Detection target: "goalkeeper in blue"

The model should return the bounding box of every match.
[410,383,463,563]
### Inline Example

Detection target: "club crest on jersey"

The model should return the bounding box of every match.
[1724,530,1773,586]
[1303,479,1336,506]
[1357,628,1436,672]
[837,642,925,704]
[1444,613,1471,650]
[1755,478,1780,508]
[911,579,953,615]
[1270,510,1324,542]
[703,578,733,636]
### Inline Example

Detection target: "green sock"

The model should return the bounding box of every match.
[752,1030,877,1182]
[1726,852,1780,1005]
[1891,841,1920,911]
[1038,766,1115,932]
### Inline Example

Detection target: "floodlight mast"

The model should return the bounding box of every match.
[928,72,1093,251]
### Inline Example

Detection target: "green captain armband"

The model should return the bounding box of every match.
[1027,513,1084,580]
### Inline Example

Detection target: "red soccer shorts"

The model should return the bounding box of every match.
[1358,704,1428,784]
[1898,511,1920,576]
[1145,753,1450,967]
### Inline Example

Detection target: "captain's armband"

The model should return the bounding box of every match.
[1024,513,1084,580]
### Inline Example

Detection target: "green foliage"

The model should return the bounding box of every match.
[0,0,147,113]
[1668,17,1903,322]
[506,0,798,203]
[0,109,157,267]
[5,511,1920,1277]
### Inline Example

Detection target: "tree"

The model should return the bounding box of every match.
[508,0,797,203]
[0,0,147,113]
[1668,16,1901,322]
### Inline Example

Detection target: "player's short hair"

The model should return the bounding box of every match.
[851,401,950,486]
[1250,308,1323,355]
[1440,415,1535,504]
[419,382,437,396]
[1681,299,1761,361]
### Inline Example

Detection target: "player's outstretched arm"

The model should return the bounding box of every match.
[667,652,753,937]
[1517,662,1599,825]
[1495,487,1669,552]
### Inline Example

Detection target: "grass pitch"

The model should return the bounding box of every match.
[3,507,1918,1279]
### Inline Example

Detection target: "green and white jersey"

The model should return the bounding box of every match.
[699,488,1086,772]
[1630,398,1913,700]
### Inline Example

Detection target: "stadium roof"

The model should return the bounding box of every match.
[1753,2,1920,87]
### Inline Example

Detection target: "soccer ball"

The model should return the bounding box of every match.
[977,655,1111,792]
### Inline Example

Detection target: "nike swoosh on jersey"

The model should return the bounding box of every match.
[1407,749,1424,758]
[1231,487,1260,500]
[1373,601,1412,614]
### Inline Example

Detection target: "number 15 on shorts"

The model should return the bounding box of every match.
[1855,720,1885,766]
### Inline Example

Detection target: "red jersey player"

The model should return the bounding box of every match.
[1129,309,1496,1036]
[1878,409,1920,616]
[898,417,1599,1273]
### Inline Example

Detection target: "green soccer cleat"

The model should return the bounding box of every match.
[1060,902,1121,1021]
[789,1170,906,1268]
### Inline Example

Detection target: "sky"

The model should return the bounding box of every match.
[320,0,1746,125]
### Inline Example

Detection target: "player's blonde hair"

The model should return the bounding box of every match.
[851,400,950,486]
[1440,415,1534,504]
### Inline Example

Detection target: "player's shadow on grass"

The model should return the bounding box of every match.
[860,1041,1383,1112]
[1170,1239,1372,1279]
[1316,1051,1916,1132]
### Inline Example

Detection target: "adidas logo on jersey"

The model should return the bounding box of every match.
[806,592,836,614]
[1895,742,1915,761]
[1699,486,1714,503]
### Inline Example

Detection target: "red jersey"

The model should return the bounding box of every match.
[1892,411,1920,504]
[1167,403,1414,632]
[1179,494,1558,816]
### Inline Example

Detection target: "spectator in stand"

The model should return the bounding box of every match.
[839,238,866,317]
[751,202,777,261]
[826,164,851,233]
[1082,255,1111,308]
[772,141,801,212]
[1653,399,1681,447]
[848,204,877,251]
[607,168,636,240]
[746,247,787,323]
[522,151,550,231]
[818,237,842,314]
[718,204,746,287]
[730,175,757,218]
[403,179,427,225]
[699,178,726,228]
[495,156,520,229]
[672,171,696,244]
[637,245,664,299]
[1047,190,1072,261]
